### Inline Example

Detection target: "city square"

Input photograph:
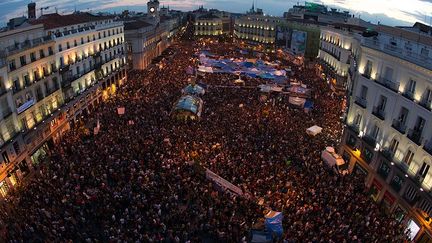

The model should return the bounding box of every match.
[0,0,429,242]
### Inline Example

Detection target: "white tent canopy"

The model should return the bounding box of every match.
[258,84,283,93]
[306,125,322,136]
[289,96,306,107]
[321,147,348,174]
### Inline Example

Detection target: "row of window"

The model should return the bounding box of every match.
[363,60,432,107]
[58,30,124,52]
[8,46,54,72]
[10,39,124,94]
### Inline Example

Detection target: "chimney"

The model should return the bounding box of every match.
[28,2,36,19]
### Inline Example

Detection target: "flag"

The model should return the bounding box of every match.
[265,211,283,237]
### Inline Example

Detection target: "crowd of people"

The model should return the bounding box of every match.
[0,23,409,242]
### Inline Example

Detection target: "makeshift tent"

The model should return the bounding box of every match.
[183,84,205,96]
[173,95,203,120]
[197,65,213,73]
[234,78,245,85]
[258,84,283,93]
[273,70,286,76]
[243,62,254,68]
[265,211,283,237]
[260,73,276,79]
[321,147,348,174]
[304,100,314,109]
[306,125,322,136]
[289,97,306,107]
[250,230,272,243]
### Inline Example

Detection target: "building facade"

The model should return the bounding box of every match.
[0,12,128,197]
[234,14,281,51]
[194,14,223,36]
[318,25,362,93]
[340,24,432,242]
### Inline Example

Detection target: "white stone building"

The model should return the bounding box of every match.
[0,12,128,197]
[341,24,432,241]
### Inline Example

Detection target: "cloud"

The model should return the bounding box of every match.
[318,0,432,25]
[0,0,432,26]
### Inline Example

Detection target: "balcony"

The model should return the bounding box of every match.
[375,77,400,93]
[407,129,423,146]
[423,140,432,156]
[361,71,372,80]
[354,96,367,108]
[2,108,12,119]
[392,119,407,134]
[36,92,44,102]
[0,87,8,97]
[46,85,60,96]
[419,99,432,111]
[402,90,415,101]
[362,134,377,147]
[5,35,54,57]
[372,106,386,120]
[380,148,395,161]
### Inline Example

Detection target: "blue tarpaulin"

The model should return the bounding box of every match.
[174,95,202,115]
[183,84,205,96]
[240,49,249,55]
[260,73,276,79]
[265,211,283,237]
[250,230,272,243]
[304,100,314,109]
[243,62,254,68]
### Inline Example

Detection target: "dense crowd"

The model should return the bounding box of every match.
[0,24,408,242]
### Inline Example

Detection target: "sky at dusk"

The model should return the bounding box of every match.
[1,0,432,27]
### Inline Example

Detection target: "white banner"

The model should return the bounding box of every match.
[205,168,243,196]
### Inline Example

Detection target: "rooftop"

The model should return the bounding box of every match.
[29,12,114,29]
[124,20,153,30]
[375,24,432,47]
[197,13,220,20]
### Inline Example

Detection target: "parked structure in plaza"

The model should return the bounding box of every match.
[0,9,127,197]
[338,23,432,241]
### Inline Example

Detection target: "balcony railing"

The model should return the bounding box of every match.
[392,119,407,134]
[4,35,54,57]
[403,90,415,101]
[363,134,377,147]
[381,148,395,161]
[0,87,8,97]
[355,96,367,108]
[376,76,400,93]
[419,99,432,111]
[372,106,386,120]
[423,139,432,156]
[407,129,424,146]
[2,108,12,119]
